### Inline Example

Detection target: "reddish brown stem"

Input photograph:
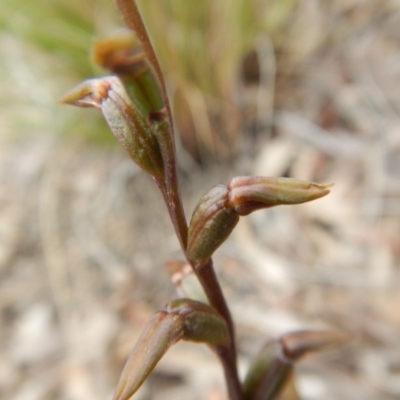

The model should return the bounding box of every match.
[195,259,243,400]
[155,178,187,251]
[216,346,244,400]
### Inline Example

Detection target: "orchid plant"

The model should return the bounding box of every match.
[60,1,343,399]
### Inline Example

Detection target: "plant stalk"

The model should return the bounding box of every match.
[216,346,244,400]
[155,178,187,251]
[195,259,243,400]
[113,2,242,398]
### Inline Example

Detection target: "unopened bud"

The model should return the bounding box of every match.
[93,28,164,119]
[243,340,293,400]
[167,298,230,347]
[113,311,184,400]
[60,77,164,179]
[228,176,331,216]
[244,330,346,400]
[187,185,239,265]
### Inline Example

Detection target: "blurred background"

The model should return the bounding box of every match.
[1,0,400,399]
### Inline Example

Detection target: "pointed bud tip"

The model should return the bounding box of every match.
[281,330,348,361]
[59,78,115,108]
[307,182,333,199]
[228,177,333,215]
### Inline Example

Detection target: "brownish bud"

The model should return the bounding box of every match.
[113,311,184,400]
[244,330,346,400]
[93,28,164,119]
[59,77,112,108]
[228,176,331,216]
[187,185,239,265]
[60,77,164,179]
[243,340,293,400]
[167,298,230,347]
[112,299,231,400]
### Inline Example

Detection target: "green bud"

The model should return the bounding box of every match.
[243,341,293,400]
[60,77,164,179]
[187,185,239,265]
[113,299,230,400]
[167,298,230,347]
[244,330,346,400]
[92,28,164,119]
[228,176,331,216]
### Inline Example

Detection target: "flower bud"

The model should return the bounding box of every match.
[112,299,230,400]
[60,77,164,179]
[167,298,230,347]
[228,176,331,216]
[92,28,164,120]
[243,340,293,400]
[244,330,346,400]
[113,311,184,400]
[187,185,239,265]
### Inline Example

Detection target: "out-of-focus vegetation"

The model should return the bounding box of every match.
[3,0,395,162]
[0,0,298,155]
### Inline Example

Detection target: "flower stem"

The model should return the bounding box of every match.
[194,259,243,400]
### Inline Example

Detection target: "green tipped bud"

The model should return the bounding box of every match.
[167,298,230,347]
[187,185,239,265]
[113,311,184,400]
[243,341,293,400]
[60,77,164,179]
[93,28,164,119]
[280,330,348,362]
[228,176,331,216]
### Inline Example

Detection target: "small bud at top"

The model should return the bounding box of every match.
[93,28,164,119]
